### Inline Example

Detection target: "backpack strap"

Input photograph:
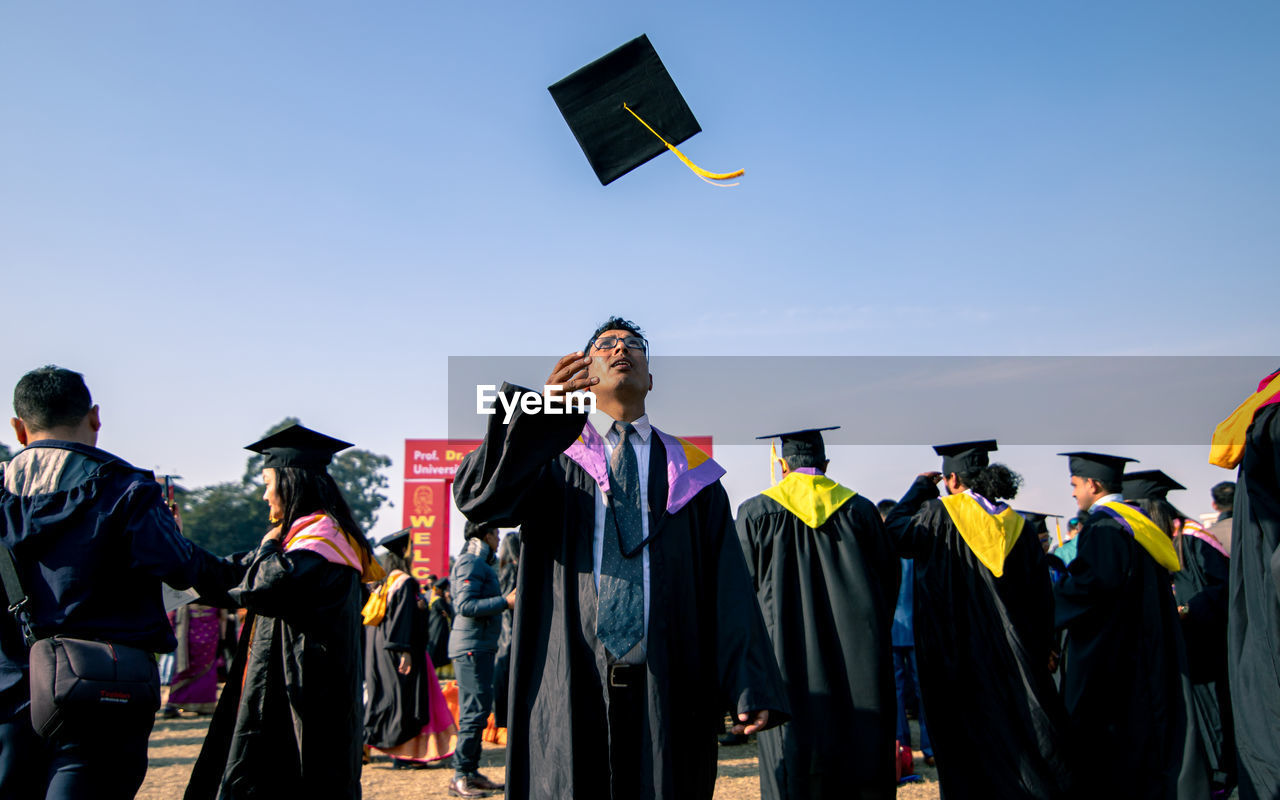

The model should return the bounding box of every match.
[0,544,35,647]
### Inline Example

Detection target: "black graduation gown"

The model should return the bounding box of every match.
[1054,507,1187,800]
[452,382,790,800]
[427,597,452,668]
[885,478,1073,800]
[1173,532,1235,791]
[364,573,433,750]
[735,488,899,800]
[185,542,365,800]
[1227,403,1280,799]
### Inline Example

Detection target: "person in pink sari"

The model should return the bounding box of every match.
[163,603,226,717]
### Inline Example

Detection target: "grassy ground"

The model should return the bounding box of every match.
[139,714,942,799]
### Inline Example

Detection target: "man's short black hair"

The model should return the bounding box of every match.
[1094,479,1121,495]
[1211,481,1235,509]
[876,499,896,516]
[13,366,93,432]
[585,316,645,355]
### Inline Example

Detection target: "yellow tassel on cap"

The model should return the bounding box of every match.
[623,103,743,185]
[770,442,780,486]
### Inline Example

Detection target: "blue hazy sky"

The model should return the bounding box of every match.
[3,2,1277,547]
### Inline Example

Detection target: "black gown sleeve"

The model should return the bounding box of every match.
[710,485,791,727]
[883,476,942,559]
[383,580,417,652]
[733,502,765,591]
[1053,515,1132,629]
[226,541,357,624]
[452,382,589,526]
[1180,536,1228,627]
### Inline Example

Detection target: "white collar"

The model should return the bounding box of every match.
[589,410,652,443]
[1087,492,1123,514]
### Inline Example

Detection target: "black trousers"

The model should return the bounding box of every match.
[605,663,647,800]
[453,651,496,777]
[0,702,152,800]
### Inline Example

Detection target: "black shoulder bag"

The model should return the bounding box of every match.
[0,543,159,738]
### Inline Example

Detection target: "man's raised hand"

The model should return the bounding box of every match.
[545,352,597,398]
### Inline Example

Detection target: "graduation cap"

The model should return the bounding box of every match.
[1122,470,1186,502]
[245,423,353,470]
[756,427,839,464]
[756,427,838,484]
[933,440,998,476]
[548,34,743,186]
[1058,452,1137,485]
[377,528,413,554]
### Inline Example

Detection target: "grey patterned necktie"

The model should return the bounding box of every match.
[596,421,644,659]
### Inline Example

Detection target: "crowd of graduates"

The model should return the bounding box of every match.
[3,339,1279,800]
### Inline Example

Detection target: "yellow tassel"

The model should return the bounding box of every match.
[623,103,743,183]
[770,442,779,486]
[1054,518,1063,549]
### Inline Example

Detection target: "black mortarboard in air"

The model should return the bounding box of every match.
[377,528,413,553]
[245,423,353,470]
[933,440,998,476]
[1058,452,1137,485]
[548,34,742,186]
[756,427,839,464]
[1122,470,1186,502]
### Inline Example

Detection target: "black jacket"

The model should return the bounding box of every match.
[0,441,235,716]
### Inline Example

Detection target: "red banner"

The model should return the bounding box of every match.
[402,439,482,583]
[404,439,483,481]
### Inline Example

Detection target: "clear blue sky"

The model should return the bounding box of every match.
[3,2,1277,546]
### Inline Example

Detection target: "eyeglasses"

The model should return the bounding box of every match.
[589,335,648,355]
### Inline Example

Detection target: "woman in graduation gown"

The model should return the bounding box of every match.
[185,424,385,800]
[1126,471,1236,797]
[884,441,1072,800]
[362,528,454,766]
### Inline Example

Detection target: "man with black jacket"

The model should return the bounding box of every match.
[446,521,513,798]
[0,366,234,799]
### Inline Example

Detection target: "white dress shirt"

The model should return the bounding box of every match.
[1087,492,1123,514]
[588,410,652,661]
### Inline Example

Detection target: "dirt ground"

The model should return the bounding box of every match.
[139,714,942,799]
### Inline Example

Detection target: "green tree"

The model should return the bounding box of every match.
[180,482,265,556]
[182,418,391,556]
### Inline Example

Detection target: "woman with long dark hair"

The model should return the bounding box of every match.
[884,440,1072,799]
[186,424,384,800]
[1127,471,1236,798]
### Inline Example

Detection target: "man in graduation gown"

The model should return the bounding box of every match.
[452,317,789,800]
[1124,470,1235,797]
[736,428,899,800]
[1054,452,1189,800]
[884,441,1072,799]
[1210,367,1280,799]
